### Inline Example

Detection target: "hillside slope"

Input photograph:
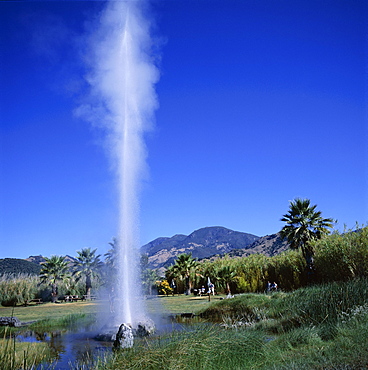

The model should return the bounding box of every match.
[227,232,289,257]
[0,258,41,275]
[141,226,260,271]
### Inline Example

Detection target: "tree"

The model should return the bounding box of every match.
[105,238,119,270]
[140,254,159,295]
[73,248,103,299]
[165,264,181,294]
[280,198,334,274]
[104,238,119,288]
[39,255,70,302]
[214,265,238,296]
[171,253,199,295]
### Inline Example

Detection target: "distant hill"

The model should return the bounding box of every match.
[0,258,41,275]
[25,255,46,264]
[25,255,78,266]
[0,255,79,276]
[227,232,289,258]
[141,226,260,272]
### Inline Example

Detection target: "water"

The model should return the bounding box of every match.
[15,311,205,369]
[16,322,111,370]
[86,0,159,328]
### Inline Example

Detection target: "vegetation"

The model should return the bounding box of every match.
[39,255,70,302]
[313,226,368,283]
[104,238,119,288]
[73,248,103,298]
[158,225,367,297]
[141,254,160,295]
[0,259,41,275]
[166,253,199,295]
[0,274,39,307]
[0,331,53,370]
[0,203,366,369]
[0,300,100,325]
[280,198,334,273]
[1,277,368,369]
[95,278,368,370]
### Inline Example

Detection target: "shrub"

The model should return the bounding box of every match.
[314,226,368,282]
[156,280,173,295]
[0,274,38,306]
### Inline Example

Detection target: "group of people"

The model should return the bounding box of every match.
[197,283,215,296]
[267,281,278,292]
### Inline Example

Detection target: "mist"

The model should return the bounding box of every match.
[77,0,160,325]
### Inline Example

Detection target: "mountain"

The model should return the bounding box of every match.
[25,255,46,264]
[141,226,260,271]
[0,255,81,276]
[227,232,289,258]
[25,255,78,266]
[0,258,42,275]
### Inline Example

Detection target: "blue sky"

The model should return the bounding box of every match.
[1,0,367,259]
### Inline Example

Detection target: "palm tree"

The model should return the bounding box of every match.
[172,253,199,295]
[39,255,70,302]
[165,264,181,294]
[140,254,159,295]
[105,238,119,270]
[214,265,238,296]
[73,248,103,299]
[280,198,334,273]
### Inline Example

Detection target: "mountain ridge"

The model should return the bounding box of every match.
[2,227,288,276]
[141,226,263,271]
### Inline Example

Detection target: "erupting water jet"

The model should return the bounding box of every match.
[81,1,159,337]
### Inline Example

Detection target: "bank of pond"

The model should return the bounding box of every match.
[1,277,368,369]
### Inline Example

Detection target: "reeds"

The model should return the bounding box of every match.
[0,328,53,370]
[96,278,368,369]
[0,274,39,306]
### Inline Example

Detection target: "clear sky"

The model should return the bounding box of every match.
[0,0,367,260]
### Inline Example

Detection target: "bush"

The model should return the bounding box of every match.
[265,250,306,291]
[0,274,38,306]
[279,277,368,330]
[314,227,368,282]
[156,280,173,295]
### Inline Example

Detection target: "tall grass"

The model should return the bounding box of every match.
[278,277,368,335]
[314,226,368,282]
[95,279,368,369]
[0,328,53,370]
[29,312,96,331]
[0,274,39,306]
[97,325,266,370]
[0,272,95,307]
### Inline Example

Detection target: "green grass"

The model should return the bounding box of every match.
[95,312,368,369]
[0,300,102,322]
[2,281,368,369]
[145,294,227,315]
[95,279,368,369]
[0,329,53,370]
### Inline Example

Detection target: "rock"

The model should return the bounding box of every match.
[113,323,134,349]
[134,318,155,337]
[181,313,195,318]
[94,326,119,342]
[0,317,21,327]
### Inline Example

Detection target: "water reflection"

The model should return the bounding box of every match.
[14,314,209,369]
[15,322,111,369]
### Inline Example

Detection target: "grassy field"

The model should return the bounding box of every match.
[0,300,101,323]
[1,282,368,369]
[96,279,368,369]
[0,294,224,324]
[145,294,226,315]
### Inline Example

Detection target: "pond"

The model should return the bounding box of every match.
[15,313,207,370]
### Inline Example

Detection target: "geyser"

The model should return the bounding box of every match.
[80,1,159,328]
